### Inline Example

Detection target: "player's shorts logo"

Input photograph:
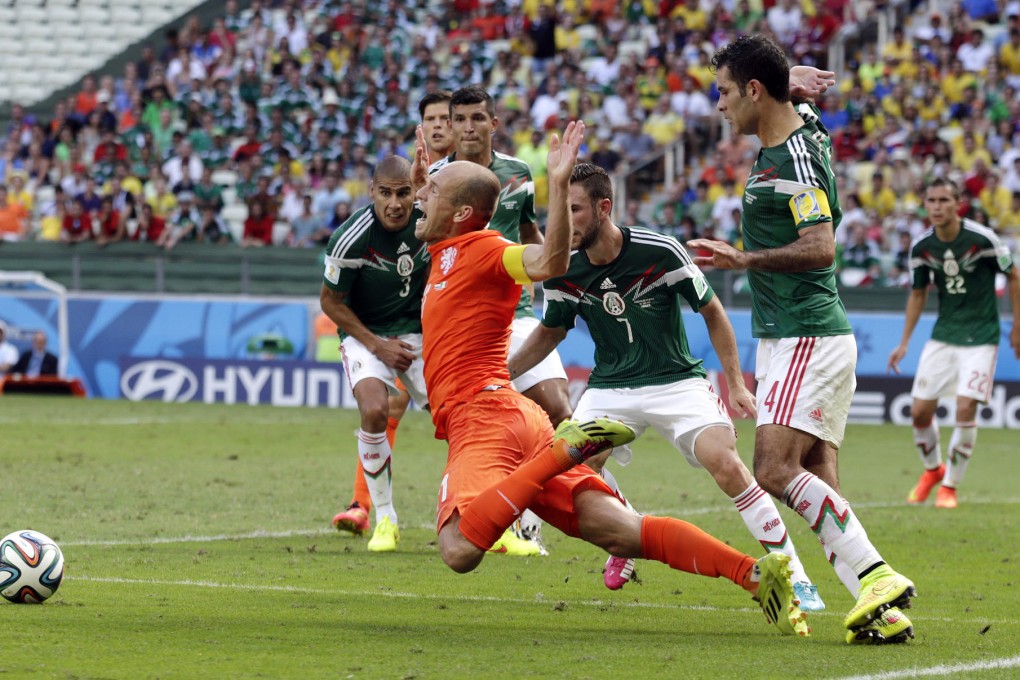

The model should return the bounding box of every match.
[397,254,414,277]
[602,292,626,316]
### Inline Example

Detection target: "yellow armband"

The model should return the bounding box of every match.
[502,245,532,285]
[788,187,832,227]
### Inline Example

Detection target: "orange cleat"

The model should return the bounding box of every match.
[907,464,945,504]
[934,485,958,509]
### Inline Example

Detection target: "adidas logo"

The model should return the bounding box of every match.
[600,278,616,290]
[397,242,409,254]
[808,408,823,423]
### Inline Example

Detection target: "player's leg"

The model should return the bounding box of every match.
[351,377,401,551]
[690,423,823,610]
[344,387,407,523]
[570,488,809,636]
[939,344,996,508]
[907,340,957,503]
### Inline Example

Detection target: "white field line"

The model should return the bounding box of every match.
[835,655,1020,680]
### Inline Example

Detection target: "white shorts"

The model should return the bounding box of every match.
[340,333,428,407]
[754,335,856,448]
[911,340,998,403]
[510,315,567,393]
[572,378,733,468]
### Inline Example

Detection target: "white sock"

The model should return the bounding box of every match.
[357,429,396,525]
[599,466,637,513]
[783,472,882,576]
[734,482,810,584]
[825,546,861,597]
[944,422,977,488]
[913,422,942,469]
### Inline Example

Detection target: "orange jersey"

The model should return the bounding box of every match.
[421,229,530,437]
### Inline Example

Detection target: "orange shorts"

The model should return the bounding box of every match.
[435,388,615,538]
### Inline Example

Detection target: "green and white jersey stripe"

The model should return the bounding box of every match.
[322,204,429,339]
[910,218,1014,346]
[542,227,712,389]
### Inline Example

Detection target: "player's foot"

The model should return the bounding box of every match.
[554,418,636,465]
[846,607,914,645]
[843,565,916,630]
[515,518,549,556]
[332,502,370,536]
[751,553,810,636]
[367,517,399,552]
[793,581,826,612]
[935,485,958,508]
[907,464,945,504]
[603,555,635,590]
[488,527,543,556]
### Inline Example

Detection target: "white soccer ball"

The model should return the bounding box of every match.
[0,530,64,604]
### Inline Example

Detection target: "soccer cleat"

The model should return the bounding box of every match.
[846,607,914,645]
[367,517,399,552]
[843,565,916,630]
[753,553,810,636]
[907,464,946,504]
[515,518,549,556]
[603,555,635,590]
[793,582,826,612]
[488,527,543,556]
[935,485,958,509]
[554,417,637,465]
[332,502,370,536]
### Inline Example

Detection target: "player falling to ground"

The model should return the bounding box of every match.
[321,156,430,552]
[412,119,809,638]
[508,162,824,611]
[888,178,1020,509]
[689,35,916,645]
[332,91,454,539]
[425,85,574,556]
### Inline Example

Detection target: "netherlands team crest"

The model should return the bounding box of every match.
[440,247,457,275]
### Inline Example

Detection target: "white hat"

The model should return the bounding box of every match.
[321,88,339,107]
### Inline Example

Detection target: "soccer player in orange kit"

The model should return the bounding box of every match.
[409,120,809,636]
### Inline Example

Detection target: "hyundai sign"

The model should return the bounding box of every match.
[119,357,352,408]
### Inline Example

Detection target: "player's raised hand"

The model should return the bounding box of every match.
[687,238,747,270]
[547,120,585,185]
[412,125,430,190]
[887,344,908,374]
[789,65,836,99]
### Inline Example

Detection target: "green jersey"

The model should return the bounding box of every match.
[322,205,430,339]
[740,103,851,339]
[910,218,1014,346]
[430,150,537,316]
[543,227,713,389]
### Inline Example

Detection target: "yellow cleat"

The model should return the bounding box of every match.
[488,527,544,556]
[846,607,914,645]
[367,517,399,552]
[844,565,916,630]
[754,553,810,637]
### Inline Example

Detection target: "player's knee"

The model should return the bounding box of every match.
[576,492,641,556]
[438,523,484,573]
[752,465,789,498]
[359,404,389,432]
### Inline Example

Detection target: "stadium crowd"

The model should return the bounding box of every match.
[1,0,1019,287]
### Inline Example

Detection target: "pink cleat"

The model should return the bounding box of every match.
[603,555,635,590]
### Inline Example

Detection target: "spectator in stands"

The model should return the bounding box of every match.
[841,225,883,287]
[528,5,557,71]
[37,187,67,242]
[158,191,200,251]
[76,178,103,218]
[163,140,205,188]
[888,229,914,287]
[241,199,273,248]
[61,200,93,244]
[135,202,166,243]
[643,94,686,146]
[710,179,743,243]
[0,323,18,374]
[196,205,232,245]
[10,331,57,378]
[95,197,125,247]
[287,193,320,248]
[0,185,28,242]
[193,167,224,214]
[613,119,655,165]
[146,176,178,219]
[858,171,897,220]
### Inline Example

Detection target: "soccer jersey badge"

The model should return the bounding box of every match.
[943,250,959,276]
[440,246,457,275]
[397,253,414,277]
[602,291,626,316]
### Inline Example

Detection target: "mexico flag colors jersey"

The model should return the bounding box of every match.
[322,204,430,339]
[910,219,1014,346]
[542,227,712,389]
[430,151,536,316]
[740,103,852,339]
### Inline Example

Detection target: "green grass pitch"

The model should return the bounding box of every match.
[0,396,1017,679]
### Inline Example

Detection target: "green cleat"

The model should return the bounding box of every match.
[846,607,914,645]
[844,565,916,630]
[754,553,810,637]
[367,516,399,552]
[488,526,545,556]
[554,418,637,465]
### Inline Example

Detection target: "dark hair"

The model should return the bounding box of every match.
[711,35,790,102]
[450,85,495,118]
[569,163,614,203]
[925,176,959,199]
[418,90,453,118]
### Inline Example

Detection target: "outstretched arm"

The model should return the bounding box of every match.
[699,297,756,418]
[508,323,567,381]
[688,223,835,272]
[521,120,585,282]
[790,66,836,100]
[888,288,928,374]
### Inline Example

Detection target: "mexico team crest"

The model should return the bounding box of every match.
[396,253,414,277]
[603,292,626,315]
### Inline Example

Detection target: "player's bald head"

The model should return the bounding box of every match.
[444,161,500,228]
[373,155,412,183]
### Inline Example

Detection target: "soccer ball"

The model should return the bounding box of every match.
[0,530,64,604]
